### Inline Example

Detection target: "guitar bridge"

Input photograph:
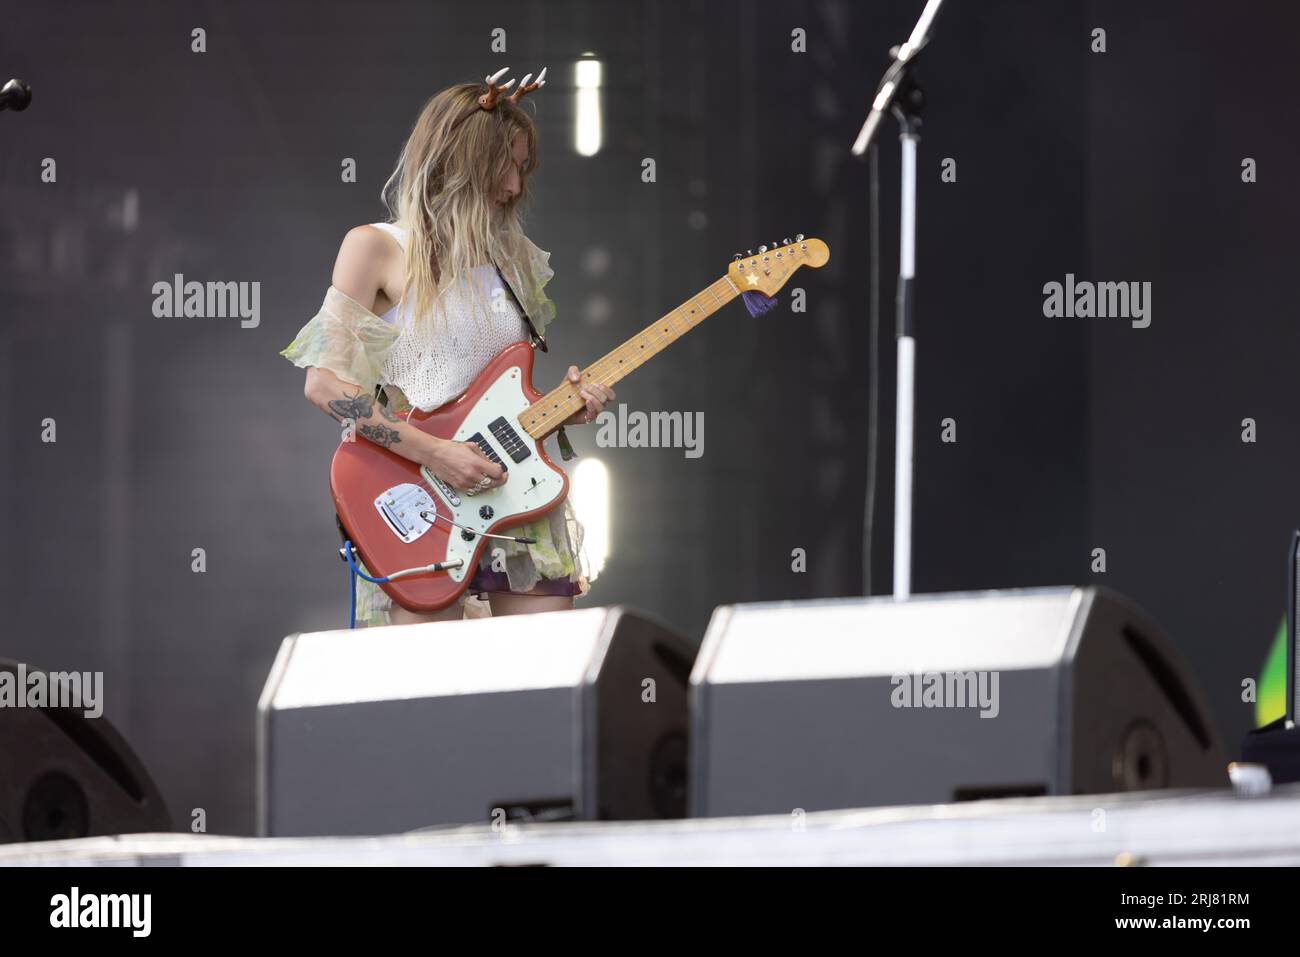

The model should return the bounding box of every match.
[420,467,462,507]
[374,483,436,543]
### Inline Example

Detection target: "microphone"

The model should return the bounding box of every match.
[851,0,945,156]
[0,79,32,112]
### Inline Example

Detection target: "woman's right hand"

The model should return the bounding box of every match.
[428,439,508,492]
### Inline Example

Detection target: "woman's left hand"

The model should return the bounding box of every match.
[560,365,615,426]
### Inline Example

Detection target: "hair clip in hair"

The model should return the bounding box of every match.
[478,66,547,109]
[452,66,548,132]
[477,66,516,109]
[507,67,547,104]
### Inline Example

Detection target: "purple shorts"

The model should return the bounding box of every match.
[467,566,581,597]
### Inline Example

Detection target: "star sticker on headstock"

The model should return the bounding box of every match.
[746,273,760,286]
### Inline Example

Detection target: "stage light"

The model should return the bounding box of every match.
[574,57,602,157]
[571,456,609,579]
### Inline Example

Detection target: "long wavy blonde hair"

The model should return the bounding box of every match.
[380,82,539,327]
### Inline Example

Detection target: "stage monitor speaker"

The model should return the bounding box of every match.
[0,660,171,842]
[690,586,1226,817]
[1238,532,1300,780]
[258,606,694,837]
[1288,529,1299,724]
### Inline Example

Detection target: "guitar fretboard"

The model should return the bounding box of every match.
[520,275,740,439]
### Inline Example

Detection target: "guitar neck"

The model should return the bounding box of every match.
[520,275,740,440]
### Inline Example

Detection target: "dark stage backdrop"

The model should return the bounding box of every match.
[0,0,1290,834]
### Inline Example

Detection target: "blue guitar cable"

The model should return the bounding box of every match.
[342,540,389,629]
[341,515,536,628]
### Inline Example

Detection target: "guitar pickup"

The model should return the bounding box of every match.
[467,432,511,470]
[488,416,532,464]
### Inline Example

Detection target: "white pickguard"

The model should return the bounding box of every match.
[405,366,566,582]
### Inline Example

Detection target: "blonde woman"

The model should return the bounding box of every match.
[281,71,613,626]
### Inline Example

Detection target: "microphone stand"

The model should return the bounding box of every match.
[851,0,944,601]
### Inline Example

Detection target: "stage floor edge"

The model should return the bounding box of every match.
[1,785,1296,867]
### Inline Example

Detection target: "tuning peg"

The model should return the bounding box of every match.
[758,245,767,253]
[783,237,792,245]
[772,241,780,250]
[795,233,804,242]
[747,249,753,256]
[733,253,742,261]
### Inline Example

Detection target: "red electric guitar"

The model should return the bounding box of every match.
[331,235,830,612]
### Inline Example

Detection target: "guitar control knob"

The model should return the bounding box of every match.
[461,530,476,541]
[479,505,494,519]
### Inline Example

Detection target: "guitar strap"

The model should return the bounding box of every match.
[494,263,548,353]
[494,264,580,460]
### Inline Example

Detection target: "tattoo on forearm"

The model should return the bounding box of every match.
[359,423,402,448]
[327,390,374,423]
[323,387,404,445]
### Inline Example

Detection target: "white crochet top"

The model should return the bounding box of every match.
[369,221,530,412]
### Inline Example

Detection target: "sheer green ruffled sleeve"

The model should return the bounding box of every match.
[497,230,557,341]
[280,285,401,396]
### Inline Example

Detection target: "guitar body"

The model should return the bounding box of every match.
[330,340,571,613]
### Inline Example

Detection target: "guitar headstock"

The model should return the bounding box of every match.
[728,234,830,297]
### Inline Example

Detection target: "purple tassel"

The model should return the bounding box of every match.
[742,290,779,317]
